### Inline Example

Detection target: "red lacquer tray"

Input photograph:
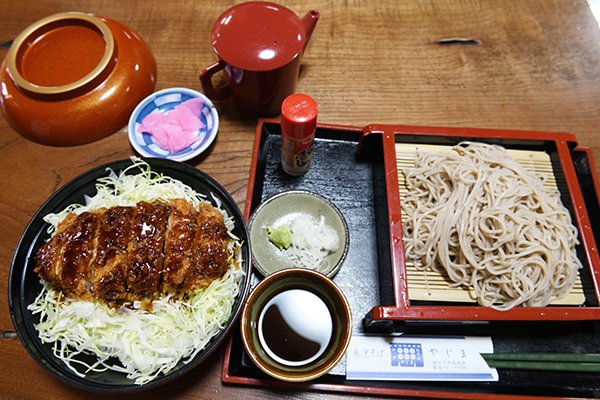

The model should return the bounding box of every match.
[361,124,600,326]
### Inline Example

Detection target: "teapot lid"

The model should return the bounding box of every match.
[211,2,306,71]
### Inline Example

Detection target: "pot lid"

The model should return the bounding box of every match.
[211,2,305,71]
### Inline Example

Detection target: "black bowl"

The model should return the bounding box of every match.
[8,158,251,393]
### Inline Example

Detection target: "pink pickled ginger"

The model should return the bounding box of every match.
[138,98,205,153]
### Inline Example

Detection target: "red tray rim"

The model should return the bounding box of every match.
[361,123,600,322]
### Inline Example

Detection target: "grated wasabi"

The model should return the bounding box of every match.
[267,225,292,250]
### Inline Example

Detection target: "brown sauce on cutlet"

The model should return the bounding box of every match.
[95,206,133,265]
[34,200,232,305]
[58,212,99,297]
[181,203,230,292]
[162,199,198,292]
[92,206,134,300]
[125,202,169,299]
[34,213,79,287]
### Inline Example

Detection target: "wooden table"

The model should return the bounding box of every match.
[2,1,600,399]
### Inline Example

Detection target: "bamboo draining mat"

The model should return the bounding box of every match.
[395,142,585,305]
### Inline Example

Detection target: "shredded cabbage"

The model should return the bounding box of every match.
[28,157,244,385]
[44,157,237,235]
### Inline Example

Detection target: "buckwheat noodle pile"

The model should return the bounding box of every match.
[402,142,582,310]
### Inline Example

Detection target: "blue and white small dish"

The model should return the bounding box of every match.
[128,88,219,162]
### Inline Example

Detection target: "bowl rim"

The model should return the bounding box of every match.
[6,12,115,95]
[127,87,219,162]
[248,189,350,278]
[240,267,352,382]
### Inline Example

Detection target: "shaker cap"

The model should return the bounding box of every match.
[281,93,318,139]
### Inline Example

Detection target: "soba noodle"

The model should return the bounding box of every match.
[401,142,581,310]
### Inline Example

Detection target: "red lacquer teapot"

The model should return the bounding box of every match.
[200,2,319,116]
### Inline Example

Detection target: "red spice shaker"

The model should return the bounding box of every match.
[280,93,318,176]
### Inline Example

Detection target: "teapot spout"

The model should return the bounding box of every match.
[302,10,320,47]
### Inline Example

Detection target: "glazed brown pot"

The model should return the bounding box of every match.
[0,12,157,146]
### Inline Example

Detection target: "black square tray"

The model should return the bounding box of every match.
[222,120,600,399]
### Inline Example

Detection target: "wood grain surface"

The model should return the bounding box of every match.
[2,1,600,399]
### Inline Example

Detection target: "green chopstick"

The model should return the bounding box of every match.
[481,353,600,363]
[481,353,600,372]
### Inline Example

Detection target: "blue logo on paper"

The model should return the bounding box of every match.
[389,343,424,367]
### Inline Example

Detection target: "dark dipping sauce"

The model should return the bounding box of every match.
[258,289,333,366]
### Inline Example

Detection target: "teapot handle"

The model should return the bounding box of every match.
[199,60,233,100]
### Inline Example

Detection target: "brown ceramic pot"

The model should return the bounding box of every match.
[0,12,157,146]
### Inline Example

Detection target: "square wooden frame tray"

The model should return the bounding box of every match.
[222,120,600,399]
[360,124,600,326]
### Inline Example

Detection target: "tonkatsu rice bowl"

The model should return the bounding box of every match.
[8,157,251,393]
